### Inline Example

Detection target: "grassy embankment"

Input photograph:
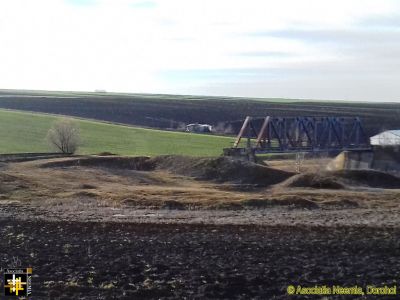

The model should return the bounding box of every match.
[0,109,234,156]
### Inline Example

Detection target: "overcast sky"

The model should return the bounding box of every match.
[1,0,400,101]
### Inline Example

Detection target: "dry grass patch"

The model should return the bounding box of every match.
[2,155,400,211]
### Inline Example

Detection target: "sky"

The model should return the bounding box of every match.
[1,0,400,101]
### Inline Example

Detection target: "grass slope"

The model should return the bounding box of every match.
[0,109,233,156]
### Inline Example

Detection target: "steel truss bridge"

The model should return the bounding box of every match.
[225,116,371,155]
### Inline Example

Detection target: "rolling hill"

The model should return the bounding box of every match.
[1,89,400,137]
[0,109,233,156]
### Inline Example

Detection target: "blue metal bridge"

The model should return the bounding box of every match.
[224,116,371,156]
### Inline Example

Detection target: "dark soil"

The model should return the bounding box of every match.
[281,173,346,189]
[241,197,319,209]
[321,199,360,208]
[1,220,399,299]
[332,169,400,189]
[282,169,400,189]
[0,91,400,136]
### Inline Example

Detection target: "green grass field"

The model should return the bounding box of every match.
[0,109,234,156]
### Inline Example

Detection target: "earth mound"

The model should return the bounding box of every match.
[281,173,346,189]
[149,155,294,186]
[331,169,400,189]
[40,156,155,171]
[41,155,294,186]
[281,169,400,189]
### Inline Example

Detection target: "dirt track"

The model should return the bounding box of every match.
[1,218,399,299]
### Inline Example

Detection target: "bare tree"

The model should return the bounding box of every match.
[46,119,81,154]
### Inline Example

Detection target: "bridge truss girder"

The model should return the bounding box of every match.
[232,116,371,153]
